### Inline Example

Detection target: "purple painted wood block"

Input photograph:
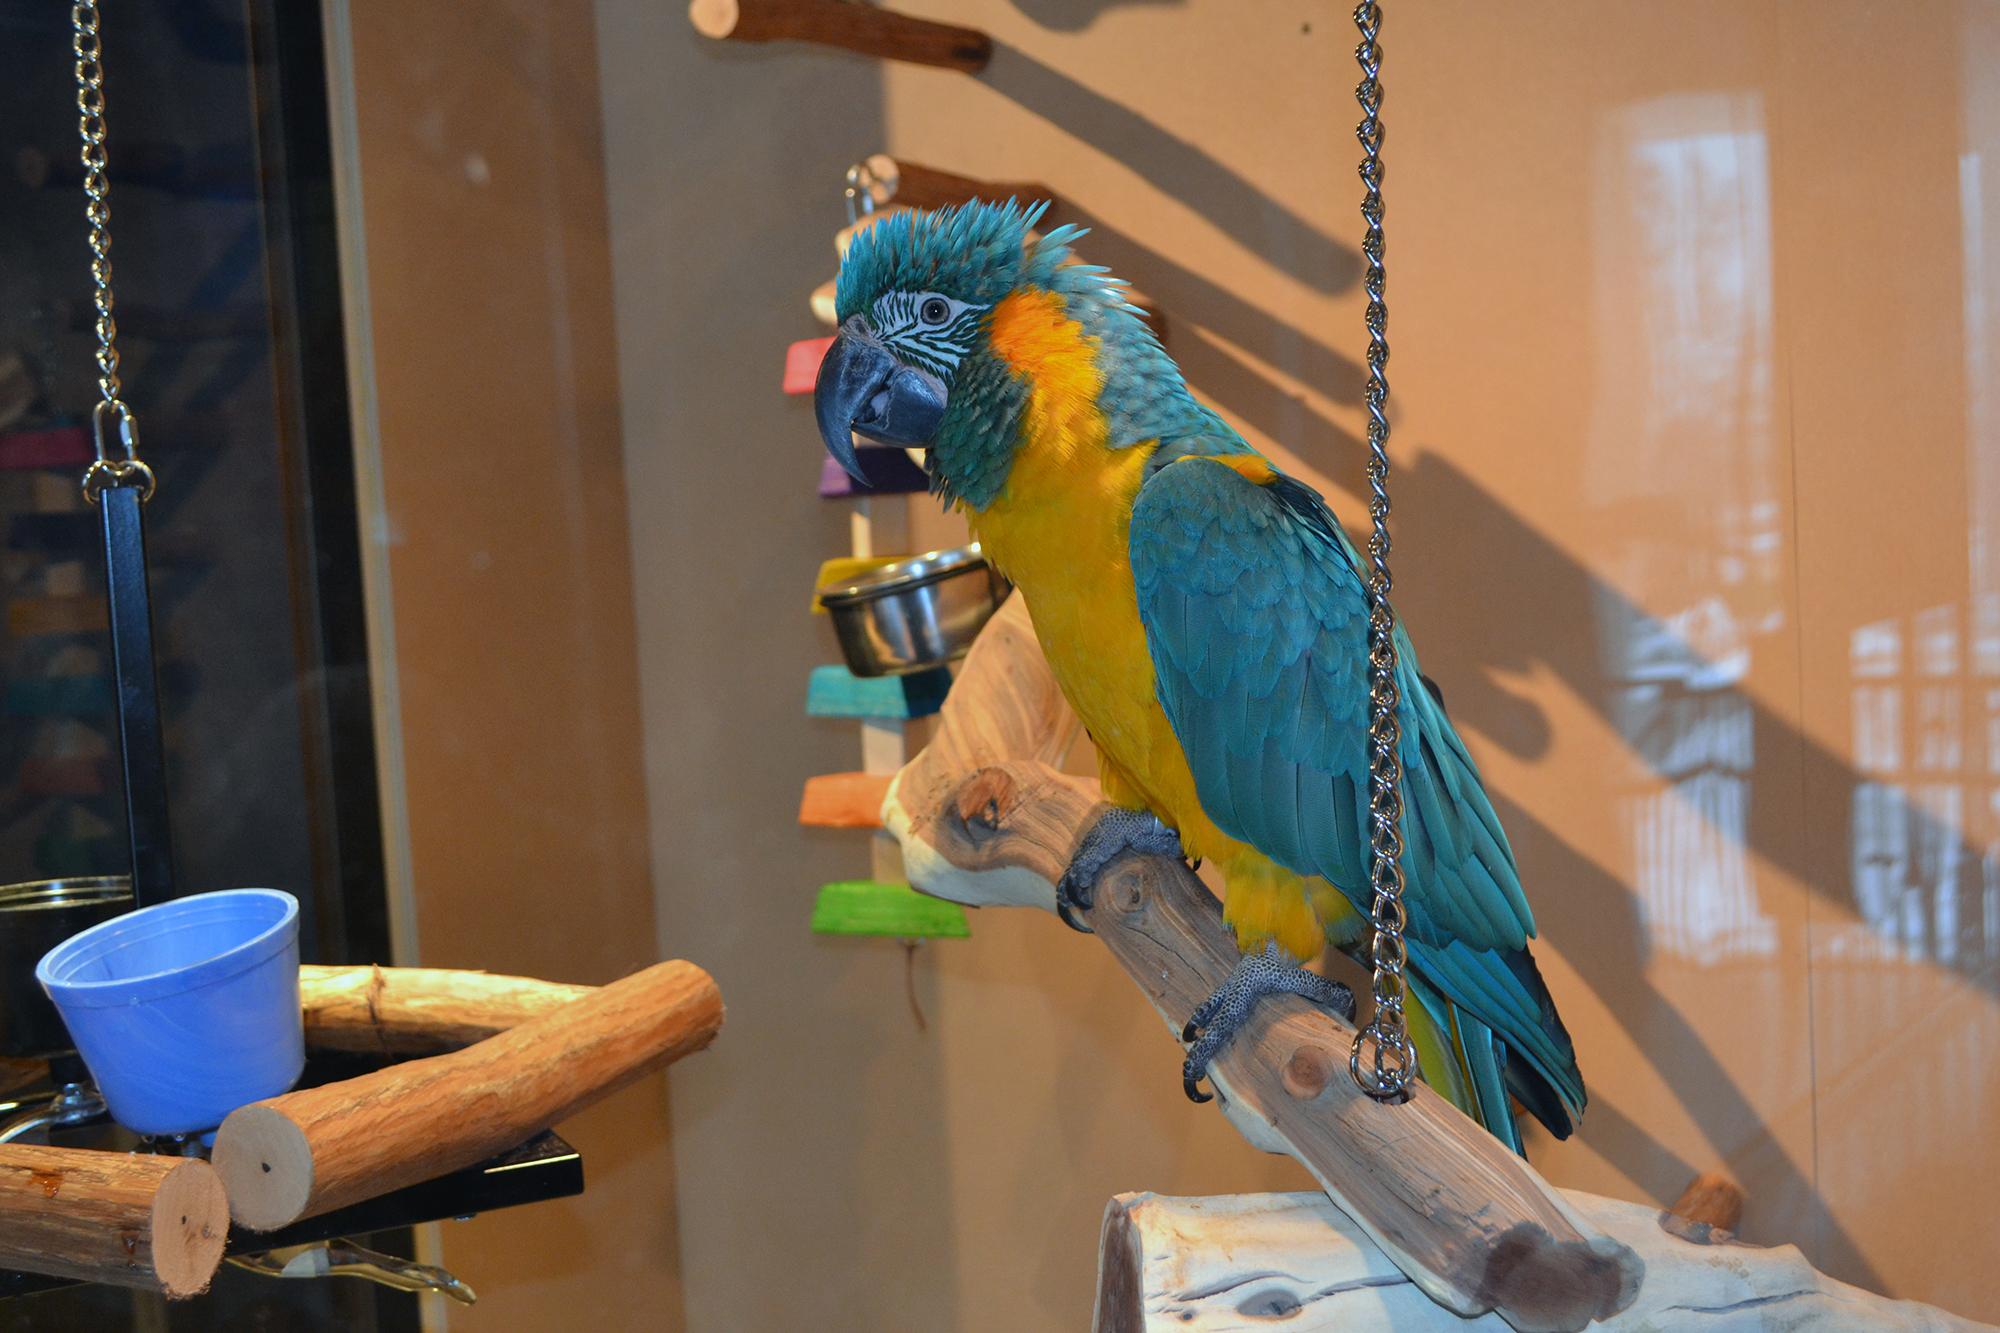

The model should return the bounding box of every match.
[818,446,931,498]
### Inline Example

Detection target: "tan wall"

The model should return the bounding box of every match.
[604,1,2000,1327]
[336,2,681,1327]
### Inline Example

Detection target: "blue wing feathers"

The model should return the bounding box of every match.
[1130,449,1585,1134]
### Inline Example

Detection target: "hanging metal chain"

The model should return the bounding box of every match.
[73,1,153,504]
[1349,0,1418,1101]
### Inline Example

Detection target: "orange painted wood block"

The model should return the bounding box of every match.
[798,771,893,829]
[7,596,100,639]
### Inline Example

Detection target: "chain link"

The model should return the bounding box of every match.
[1348,0,1418,1101]
[73,1,149,503]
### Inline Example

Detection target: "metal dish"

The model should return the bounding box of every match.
[817,543,1010,677]
[0,875,132,1058]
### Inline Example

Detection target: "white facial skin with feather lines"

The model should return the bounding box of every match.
[869,289,987,379]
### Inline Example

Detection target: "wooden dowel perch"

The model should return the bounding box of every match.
[214,959,722,1232]
[0,1145,227,1299]
[881,594,1980,1331]
[1094,1192,1988,1332]
[690,0,990,72]
[298,964,595,1055]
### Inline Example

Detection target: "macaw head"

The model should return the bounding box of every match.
[816,199,1159,510]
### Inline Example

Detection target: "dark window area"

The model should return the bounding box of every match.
[0,3,409,1326]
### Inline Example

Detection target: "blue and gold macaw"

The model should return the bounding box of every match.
[814,201,1583,1150]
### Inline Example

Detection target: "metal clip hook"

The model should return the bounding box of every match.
[82,399,153,504]
[844,160,882,226]
[90,397,139,463]
[229,1238,477,1306]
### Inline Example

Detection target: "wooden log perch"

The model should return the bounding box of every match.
[298,964,595,1055]
[1094,1191,1988,1332]
[0,1145,227,1299]
[883,594,1980,1330]
[214,959,721,1231]
[689,0,990,72]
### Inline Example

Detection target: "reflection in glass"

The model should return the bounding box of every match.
[1588,95,1780,962]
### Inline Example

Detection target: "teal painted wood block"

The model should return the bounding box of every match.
[5,676,113,717]
[811,880,970,939]
[806,664,951,719]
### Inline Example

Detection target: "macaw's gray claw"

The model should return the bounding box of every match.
[1180,942,1355,1104]
[1055,807,1184,935]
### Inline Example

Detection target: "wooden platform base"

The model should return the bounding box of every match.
[1095,1191,1989,1332]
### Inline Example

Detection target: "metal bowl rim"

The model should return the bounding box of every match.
[816,542,997,607]
[0,876,134,913]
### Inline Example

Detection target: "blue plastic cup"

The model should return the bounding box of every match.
[37,888,304,1137]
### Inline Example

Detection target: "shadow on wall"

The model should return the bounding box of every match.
[983,42,1362,299]
[1004,0,1186,36]
[955,35,2000,1298]
[980,51,2000,1012]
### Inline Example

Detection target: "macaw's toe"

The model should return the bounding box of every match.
[1181,942,1355,1103]
[1056,807,1185,934]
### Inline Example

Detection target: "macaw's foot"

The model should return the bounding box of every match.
[1181,942,1355,1103]
[1055,808,1184,934]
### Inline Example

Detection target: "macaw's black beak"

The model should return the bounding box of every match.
[814,318,948,484]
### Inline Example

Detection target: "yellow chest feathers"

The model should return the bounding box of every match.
[963,290,1190,824]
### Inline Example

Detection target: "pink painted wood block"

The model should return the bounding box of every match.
[783,336,835,395]
[0,426,91,471]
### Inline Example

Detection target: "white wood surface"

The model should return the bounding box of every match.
[1095,1191,1993,1332]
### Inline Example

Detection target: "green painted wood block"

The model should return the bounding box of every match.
[6,676,113,717]
[811,880,970,938]
[805,664,952,720]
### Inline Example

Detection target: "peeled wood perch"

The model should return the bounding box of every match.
[689,0,990,72]
[882,595,1988,1330]
[214,959,721,1231]
[299,964,595,1055]
[0,1145,227,1298]
[884,597,1636,1329]
[1095,1191,1987,1331]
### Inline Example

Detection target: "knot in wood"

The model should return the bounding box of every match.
[1282,1044,1336,1099]
[953,768,1019,841]
[1105,865,1148,914]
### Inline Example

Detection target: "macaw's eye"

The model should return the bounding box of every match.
[919,296,951,325]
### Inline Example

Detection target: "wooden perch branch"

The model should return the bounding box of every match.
[0,1145,227,1298]
[883,594,1980,1331]
[690,0,990,72]
[1094,1192,1987,1332]
[298,964,594,1055]
[215,959,721,1231]
[885,597,1634,1329]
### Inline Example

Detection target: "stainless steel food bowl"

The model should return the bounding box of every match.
[818,543,1010,677]
[0,875,133,1058]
